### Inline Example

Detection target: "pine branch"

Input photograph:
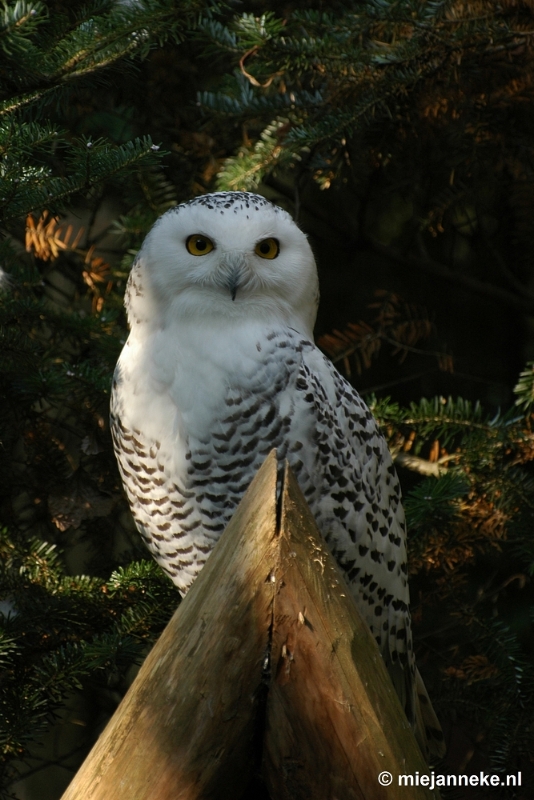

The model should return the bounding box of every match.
[0,531,178,771]
[514,362,534,410]
[216,117,293,191]
[317,289,453,377]
[1,136,163,223]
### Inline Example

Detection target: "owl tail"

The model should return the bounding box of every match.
[413,667,446,761]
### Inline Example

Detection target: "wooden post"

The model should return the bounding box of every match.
[61,450,279,800]
[262,464,437,799]
[61,451,439,800]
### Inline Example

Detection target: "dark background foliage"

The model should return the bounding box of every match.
[1,1,534,798]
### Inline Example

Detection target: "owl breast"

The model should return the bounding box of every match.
[111,321,312,592]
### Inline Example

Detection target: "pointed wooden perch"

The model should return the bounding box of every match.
[61,451,439,800]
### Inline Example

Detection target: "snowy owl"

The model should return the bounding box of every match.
[110,191,444,758]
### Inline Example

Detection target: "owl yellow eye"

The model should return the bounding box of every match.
[254,237,279,259]
[186,234,214,256]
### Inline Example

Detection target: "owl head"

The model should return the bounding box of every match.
[125,192,319,338]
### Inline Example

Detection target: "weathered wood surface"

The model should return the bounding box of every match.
[61,450,280,800]
[262,465,437,800]
[62,450,439,800]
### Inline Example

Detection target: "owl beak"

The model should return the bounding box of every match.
[219,253,246,301]
[225,265,242,301]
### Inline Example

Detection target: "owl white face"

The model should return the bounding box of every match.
[131,192,319,338]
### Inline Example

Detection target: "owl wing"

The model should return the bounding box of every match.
[284,343,411,660]
[284,338,444,756]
